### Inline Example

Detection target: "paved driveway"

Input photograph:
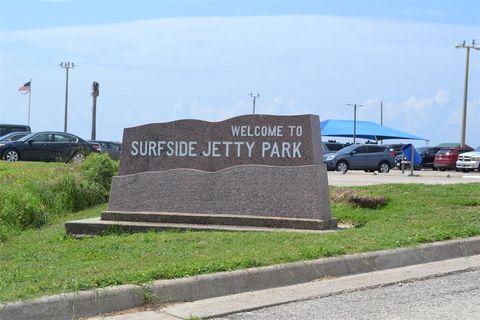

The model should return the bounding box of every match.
[327,169,480,186]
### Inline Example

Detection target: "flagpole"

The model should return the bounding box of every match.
[27,79,32,126]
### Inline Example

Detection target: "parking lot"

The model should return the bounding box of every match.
[327,168,480,186]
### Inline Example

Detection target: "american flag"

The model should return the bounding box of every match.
[18,81,31,94]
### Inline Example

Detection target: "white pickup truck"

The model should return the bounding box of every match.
[456,146,480,172]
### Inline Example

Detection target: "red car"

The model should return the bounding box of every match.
[433,145,473,171]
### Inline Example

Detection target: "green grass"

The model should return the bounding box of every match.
[0,155,117,241]
[0,183,479,303]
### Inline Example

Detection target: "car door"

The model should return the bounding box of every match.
[424,148,439,166]
[52,133,78,161]
[22,133,54,161]
[366,145,386,169]
[349,145,369,169]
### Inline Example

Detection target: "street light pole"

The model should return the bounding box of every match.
[380,100,383,126]
[249,92,260,114]
[347,103,364,144]
[455,40,479,147]
[380,100,384,144]
[59,62,75,132]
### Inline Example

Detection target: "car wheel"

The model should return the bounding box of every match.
[440,167,446,171]
[3,149,19,161]
[336,161,349,173]
[433,167,438,171]
[70,152,86,164]
[462,169,469,173]
[378,161,390,173]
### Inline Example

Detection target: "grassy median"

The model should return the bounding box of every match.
[1,183,479,303]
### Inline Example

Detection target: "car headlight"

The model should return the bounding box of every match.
[471,156,480,161]
[325,154,336,161]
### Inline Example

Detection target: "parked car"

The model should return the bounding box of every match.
[89,140,122,160]
[0,131,30,142]
[385,144,406,157]
[395,146,441,169]
[0,124,31,137]
[433,145,473,171]
[324,144,396,173]
[456,146,480,172]
[418,147,442,169]
[0,131,99,163]
[322,141,345,159]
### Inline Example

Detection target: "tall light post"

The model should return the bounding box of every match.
[249,92,260,114]
[59,62,75,132]
[455,40,479,147]
[347,103,364,144]
[380,100,384,144]
[380,100,383,126]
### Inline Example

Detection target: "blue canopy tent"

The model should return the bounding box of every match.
[320,119,427,141]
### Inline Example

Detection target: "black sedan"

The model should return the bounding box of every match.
[0,132,98,163]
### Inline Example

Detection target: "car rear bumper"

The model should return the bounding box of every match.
[434,162,455,169]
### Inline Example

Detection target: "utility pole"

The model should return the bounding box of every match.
[91,81,99,140]
[380,100,383,144]
[249,92,260,114]
[59,62,75,132]
[347,103,364,144]
[455,40,479,147]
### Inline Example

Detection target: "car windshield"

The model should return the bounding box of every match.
[416,147,428,153]
[16,132,37,141]
[336,144,358,155]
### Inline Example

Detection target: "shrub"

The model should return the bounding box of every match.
[80,153,119,195]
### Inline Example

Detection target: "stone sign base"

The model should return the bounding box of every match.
[65,165,336,236]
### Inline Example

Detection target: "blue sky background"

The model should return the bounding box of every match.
[1,0,479,146]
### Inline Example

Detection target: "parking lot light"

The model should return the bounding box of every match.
[59,62,75,133]
[347,103,364,144]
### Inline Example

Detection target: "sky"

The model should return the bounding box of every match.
[1,0,479,147]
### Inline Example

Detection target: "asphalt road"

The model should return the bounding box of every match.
[218,269,480,320]
[327,169,480,186]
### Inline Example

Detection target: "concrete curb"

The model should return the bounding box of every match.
[1,236,479,320]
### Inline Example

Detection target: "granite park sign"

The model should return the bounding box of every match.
[119,114,323,174]
[65,114,336,235]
